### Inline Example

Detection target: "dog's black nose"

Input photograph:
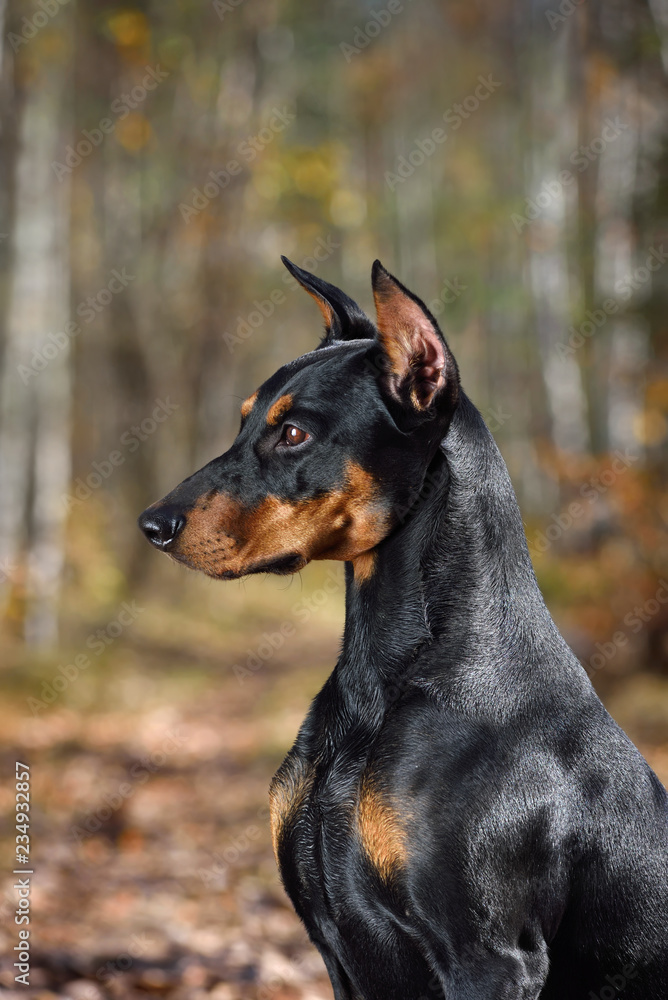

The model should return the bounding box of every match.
[138,506,186,550]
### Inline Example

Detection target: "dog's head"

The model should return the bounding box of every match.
[138,260,460,581]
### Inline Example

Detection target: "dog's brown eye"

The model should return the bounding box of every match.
[282,424,310,446]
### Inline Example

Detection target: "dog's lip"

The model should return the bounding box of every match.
[244,552,307,576]
[166,549,308,579]
[166,551,190,566]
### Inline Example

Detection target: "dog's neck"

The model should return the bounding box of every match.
[335,393,556,720]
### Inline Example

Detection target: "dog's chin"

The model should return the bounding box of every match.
[244,552,308,577]
[167,550,308,580]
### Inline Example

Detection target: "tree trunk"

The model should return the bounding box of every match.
[0,23,73,643]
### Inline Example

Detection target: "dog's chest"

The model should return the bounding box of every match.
[269,747,409,913]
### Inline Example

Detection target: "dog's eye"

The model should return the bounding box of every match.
[281,424,310,447]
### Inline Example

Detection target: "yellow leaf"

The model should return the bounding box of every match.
[115,113,152,152]
[106,9,150,49]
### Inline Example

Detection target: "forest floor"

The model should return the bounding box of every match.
[1,567,668,1000]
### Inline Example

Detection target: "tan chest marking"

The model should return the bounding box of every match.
[269,755,314,864]
[357,776,408,881]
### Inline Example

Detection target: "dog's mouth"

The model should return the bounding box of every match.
[168,549,308,580]
[244,552,307,576]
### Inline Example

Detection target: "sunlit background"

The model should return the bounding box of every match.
[1,0,667,996]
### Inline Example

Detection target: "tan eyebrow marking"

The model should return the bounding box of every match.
[240,391,258,419]
[266,393,293,426]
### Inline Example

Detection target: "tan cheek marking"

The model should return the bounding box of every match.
[249,460,389,564]
[312,460,390,561]
[357,776,407,881]
[243,493,350,564]
[266,393,293,426]
[240,390,258,419]
[269,756,314,865]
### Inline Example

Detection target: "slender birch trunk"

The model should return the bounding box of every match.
[0,19,73,643]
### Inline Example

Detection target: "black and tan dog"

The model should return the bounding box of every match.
[139,260,668,1000]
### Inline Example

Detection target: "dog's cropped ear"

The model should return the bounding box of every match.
[371,260,459,413]
[281,256,375,346]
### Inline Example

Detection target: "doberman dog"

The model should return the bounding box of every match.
[139,259,668,1000]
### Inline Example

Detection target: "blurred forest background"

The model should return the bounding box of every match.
[1,0,668,997]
